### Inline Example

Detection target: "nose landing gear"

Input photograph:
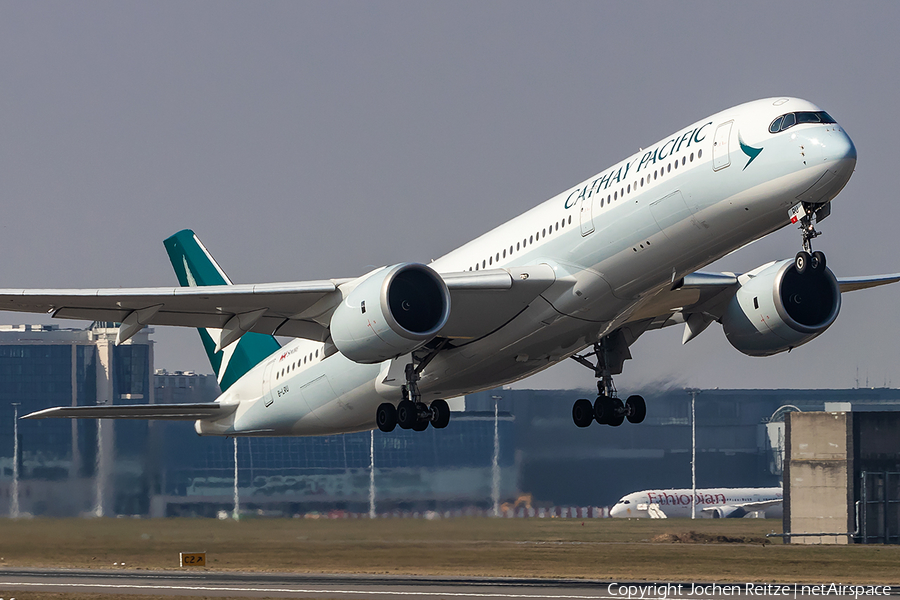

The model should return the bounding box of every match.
[794,249,826,275]
[789,201,830,281]
[789,201,828,255]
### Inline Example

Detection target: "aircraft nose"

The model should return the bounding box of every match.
[797,126,857,171]
[792,126,856,204]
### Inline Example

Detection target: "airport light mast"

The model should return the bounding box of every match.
[11,402,20,519]
[491,395,501,517]
[369,430,376,519]
[687,390,699,519]
[233,438,239,521]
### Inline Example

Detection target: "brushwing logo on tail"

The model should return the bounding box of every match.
[182,256,198,287]
[183,254,235,385]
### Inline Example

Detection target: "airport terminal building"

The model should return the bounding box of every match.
[2,324,900,520]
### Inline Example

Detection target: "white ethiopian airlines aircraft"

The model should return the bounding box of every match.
[610,487,783,519]
[16,97,900,436]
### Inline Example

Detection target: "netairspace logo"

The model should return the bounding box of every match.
[605,583,893,600]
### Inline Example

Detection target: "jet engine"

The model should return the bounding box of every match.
[721,258,841,357]
[330,263,450,364]
[707,505,747,519]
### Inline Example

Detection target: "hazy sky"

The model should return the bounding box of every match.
[1,2,899,392]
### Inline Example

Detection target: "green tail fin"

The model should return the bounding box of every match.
[163,229,280,392]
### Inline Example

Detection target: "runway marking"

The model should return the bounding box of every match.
[0,581,621,599]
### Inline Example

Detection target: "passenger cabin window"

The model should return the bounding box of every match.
[769,111,835,133]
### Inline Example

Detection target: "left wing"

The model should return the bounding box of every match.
[624,268,900,343]
[836,274,900,292]
[700,498,783,517]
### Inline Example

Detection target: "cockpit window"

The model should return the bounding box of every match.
[781,113,796,131]
[769,111,836,133]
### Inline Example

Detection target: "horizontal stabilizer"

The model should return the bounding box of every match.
[21,403,234,420]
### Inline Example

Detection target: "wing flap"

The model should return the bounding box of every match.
[21,403,234,420]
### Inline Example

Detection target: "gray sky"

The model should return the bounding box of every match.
[1,1,898,391]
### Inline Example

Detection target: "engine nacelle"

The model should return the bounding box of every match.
[722,259,841,357]
[708,505,747,519]
[330,263,450,364]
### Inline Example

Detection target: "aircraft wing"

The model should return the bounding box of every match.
[0,264,556,346]
[836,274,900,292]
[0,281,346,343]
[625,269,900,343]
[21,402,234,420]
[700,498,783,515]
[438,265,556,339]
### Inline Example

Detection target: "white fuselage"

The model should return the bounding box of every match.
[202,97,857,436]
[610,487,784,518]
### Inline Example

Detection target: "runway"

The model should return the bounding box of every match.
[0,569,896,599]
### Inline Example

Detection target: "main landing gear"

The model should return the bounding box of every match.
[376,347,451,433]
[570,337,646,428]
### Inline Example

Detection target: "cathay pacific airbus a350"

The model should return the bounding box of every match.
[17,97,900,435]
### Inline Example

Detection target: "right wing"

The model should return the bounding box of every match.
[0,266,556,347]
[0,280,346,343]
[0,228,557,348]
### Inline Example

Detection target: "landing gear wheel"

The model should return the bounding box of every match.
[376,403,398,432]
[795,251,810,274]
[608,398,625,427]
[572,399,594,428]
[593,396,614,425]
[625,395,646,424]
[811,250,826,272]
[396,400,417,429]
[411,402,429,431]
[431,399,451,429]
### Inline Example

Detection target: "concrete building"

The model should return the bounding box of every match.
[466,387,900,508]
[0,323,153,517]
[784,411,900,544]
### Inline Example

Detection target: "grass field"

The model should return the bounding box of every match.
[1,516,898,588]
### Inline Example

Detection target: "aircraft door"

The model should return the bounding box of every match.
[713,120,733,171]
[580,194,595,236]
[261,360,276,408]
